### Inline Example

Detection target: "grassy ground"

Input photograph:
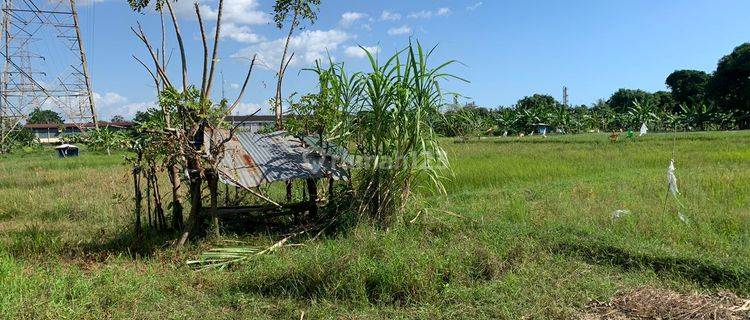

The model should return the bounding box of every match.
[1,131,748,319]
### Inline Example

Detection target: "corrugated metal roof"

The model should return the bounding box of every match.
[210,130,349,189]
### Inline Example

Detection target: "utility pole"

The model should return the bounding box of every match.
[563,86,569,107]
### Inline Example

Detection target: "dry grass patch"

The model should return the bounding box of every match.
[583,286,750,319]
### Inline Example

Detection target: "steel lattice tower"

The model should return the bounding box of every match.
[0,0,97,146]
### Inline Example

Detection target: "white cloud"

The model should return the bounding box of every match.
[168,0,267,44]
[436,7,451,16]
[77,0,106,6]
[407,10,432,19]
[387,25,412,36]
[230,83,241,90]
[408,7,451,19]
[199,0,269,25]
[344,45,380,58]
[233,29,352,69]
[231,102,263,115]
[98,101,154,120]
[380,10,401,21]
[94,92,127,107]
[340,12,367,27]
[91,91,158,120]
[467,2,483,11]
[221,23,264,43]
[115,102,155,119]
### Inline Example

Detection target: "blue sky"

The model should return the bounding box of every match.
[66,0,750,119]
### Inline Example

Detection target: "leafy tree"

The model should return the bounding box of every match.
[272,0,322,129]
[627,99,660,128]
[110,115,126,122]
[515,107,545,134]
[450,106,491,140]
[0,127,38,153]
[590,100,617,130]
[607,89,652,113]
[513,94,560,132]
[652,91,677,113]
[549,106,572,133]
[492,107,518,135]
[516,94,558,112]
[127,0,261,242]
[708,43,750,117]
[286,93,340,144]
[666,69,710,107]
[570,105,593,133]
[83,128,130,155]
[679,104,718,131]
[27,109,63,125]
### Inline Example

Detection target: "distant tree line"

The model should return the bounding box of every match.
[436,43,750,138]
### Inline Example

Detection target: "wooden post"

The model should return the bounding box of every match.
[328,176,334,199]
[285,180,293,202]
[224,183,229,205]
[207,169,220,238]
[168,165,183,230]
[146,171,152,229]
[176,156,203,247]
[133,155,143,235]
[151,165,166,230]
[306,178,318,218]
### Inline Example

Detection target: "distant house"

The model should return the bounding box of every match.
[224,115,276,133]
[24,121,134,143]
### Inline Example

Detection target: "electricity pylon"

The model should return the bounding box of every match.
[0,0,97,148]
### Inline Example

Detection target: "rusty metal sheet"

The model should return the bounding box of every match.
[210,130,349,189]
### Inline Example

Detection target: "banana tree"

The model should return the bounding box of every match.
[628,99,660,129]
[679,104,717,131]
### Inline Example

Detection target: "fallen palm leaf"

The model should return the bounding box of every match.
[186,246,261,270]
[187,231,307,270]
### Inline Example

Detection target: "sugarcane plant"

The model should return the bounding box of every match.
[311,43,462,225]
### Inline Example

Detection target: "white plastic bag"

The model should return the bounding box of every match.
[667,159,679,197]
[612,209,631,219]
[639,123,648,136]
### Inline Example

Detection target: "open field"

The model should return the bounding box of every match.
[1,131,749,319]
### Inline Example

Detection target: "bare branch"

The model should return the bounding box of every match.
[195,3,209,99]
[229,54,257,112]
[274,8,300,130]
[131,23,173,89]
[159,8,167,72]
[164,0,188,91]
[281,52,295,83]
[204,0,224,100]
[133,55,160,93]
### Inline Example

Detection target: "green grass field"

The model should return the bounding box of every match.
[1,131,749,319]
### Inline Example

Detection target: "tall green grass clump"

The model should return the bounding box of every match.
[313,43,461,224]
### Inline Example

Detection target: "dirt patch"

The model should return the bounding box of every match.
[582,286,750,319]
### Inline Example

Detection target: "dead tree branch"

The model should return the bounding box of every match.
[195,3,209,99]
[204,0,224,101]
[229,54,257,112]
[164,0,188,91]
